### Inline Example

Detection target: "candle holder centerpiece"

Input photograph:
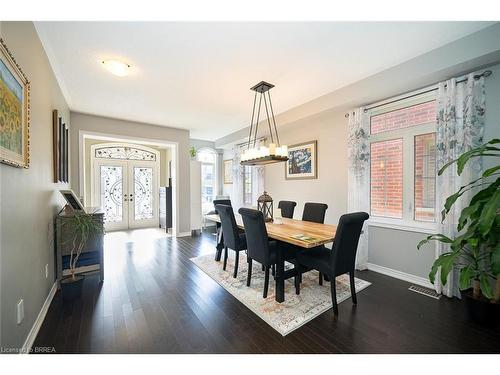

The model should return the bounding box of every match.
[257,191,274,222]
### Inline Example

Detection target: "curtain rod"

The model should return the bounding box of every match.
[344,69,492,118]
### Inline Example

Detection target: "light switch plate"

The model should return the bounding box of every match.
[17,299,24,325]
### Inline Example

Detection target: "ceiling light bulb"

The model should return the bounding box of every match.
[101,59,131,77]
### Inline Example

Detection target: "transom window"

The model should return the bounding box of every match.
[95,146,156,161]
[369,94,437,225]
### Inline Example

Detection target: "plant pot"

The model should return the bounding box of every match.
[61,275,85,302]
[461,288,500,328]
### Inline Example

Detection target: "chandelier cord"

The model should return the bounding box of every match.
[253,94,263,148]
[247,91,257,150]
[262,91,275,144]
[267,90,280,146]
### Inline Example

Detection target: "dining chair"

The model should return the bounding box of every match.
[302,202,328,224]
[238,207,297,298]
[278,200,297,219]
[294,212,369,316]
[215,204,247,278]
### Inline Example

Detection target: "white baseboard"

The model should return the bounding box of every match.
[177,231,192,237]
[20,281,57,354]
[367,263,434,289]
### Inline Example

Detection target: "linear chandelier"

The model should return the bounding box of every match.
[240,81,288,166]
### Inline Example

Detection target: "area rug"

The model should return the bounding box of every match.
[190,253,371,336]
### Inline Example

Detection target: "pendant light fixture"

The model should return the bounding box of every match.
[240,81,288,166]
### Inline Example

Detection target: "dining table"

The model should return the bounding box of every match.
[205,213,337,303]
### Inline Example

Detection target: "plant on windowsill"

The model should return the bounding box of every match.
[417,138,500,325]
[189,146,197,159]
[61,209,104,301]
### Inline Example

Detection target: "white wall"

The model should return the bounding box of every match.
[0,21,70,348]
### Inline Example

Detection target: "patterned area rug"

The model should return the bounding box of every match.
[190,253,371,336]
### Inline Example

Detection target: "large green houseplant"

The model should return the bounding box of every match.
[61,210,104,301]
[418,138,499,323]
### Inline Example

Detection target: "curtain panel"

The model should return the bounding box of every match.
[435,73,486,297]
[347,108,370,270]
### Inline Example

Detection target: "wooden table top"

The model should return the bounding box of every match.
[205,214,337,249]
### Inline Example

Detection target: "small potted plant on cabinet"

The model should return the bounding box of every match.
[61,210,104,301]
[418,139,499,326]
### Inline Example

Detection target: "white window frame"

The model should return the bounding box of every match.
[367,92,438,233]
[197,148,218,214]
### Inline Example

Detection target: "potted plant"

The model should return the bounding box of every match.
[60,210,104,301]
[418,138,499,326]
[189,146,197,159]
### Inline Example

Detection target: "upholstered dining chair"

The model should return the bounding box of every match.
[278,200,297,219]
[294,212,369,316]
[302,202,328,224]
[215,204,247,278]
[238,208,297,298]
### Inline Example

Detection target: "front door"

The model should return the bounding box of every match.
[94,159,159,231]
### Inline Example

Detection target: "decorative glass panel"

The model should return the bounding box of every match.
[201,163,215,215]
[100,166,123,223]
[370,138,403,218]
[134,167,153,220]
[95,146,156,161]
[414,133,436,222]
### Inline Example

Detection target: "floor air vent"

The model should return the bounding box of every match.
[408,285,441,299]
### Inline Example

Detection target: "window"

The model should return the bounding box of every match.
[243,166,252,206]
[198,149,217,215]
[369,96,437,226]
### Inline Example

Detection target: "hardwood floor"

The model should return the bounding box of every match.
[33,228,500,354]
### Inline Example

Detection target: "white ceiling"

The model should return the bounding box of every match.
[36,22,494,140]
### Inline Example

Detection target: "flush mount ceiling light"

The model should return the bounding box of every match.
[240,81,288,166]
[101,59,132,77]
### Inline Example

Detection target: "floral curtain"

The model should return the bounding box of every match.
[231,146,244,210]
[435,73,485,297]
[347,108,370,270]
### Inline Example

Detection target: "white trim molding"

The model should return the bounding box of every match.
[367,263,434,290]
[20,282,57,354]
[177,231,192,237]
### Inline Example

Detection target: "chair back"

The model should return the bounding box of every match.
[278,200,296,219]
[215,204,241,250]
[238,208,271,265]
[331,212,369,275]
[213,199,231,214]
[302,202,328,223]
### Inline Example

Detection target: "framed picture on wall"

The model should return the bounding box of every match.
[0,38,30,168]
[52,109,69,183]
[285,140,317,180]
[223,159,233,184]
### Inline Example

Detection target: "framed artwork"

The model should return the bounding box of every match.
[0,38,30,168]
[223,159,233,184]
[285,140,317,180]
[52,109,69,183]
[59,190,84,211]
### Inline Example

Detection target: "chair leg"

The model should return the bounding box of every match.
[330,276,338,316]
[261,264,265,271]
[349,271,357,304]
[319,272,323,286]
[246,258,252,287]
[271,264,275,277]
[233,251,239,278]
[295,264,301,295]
[223,247,228,270]
[263,266,270,298]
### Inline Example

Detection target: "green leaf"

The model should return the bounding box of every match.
[477,188,500,236]
[457,202,481,232]
[417,234,453,250]
[439,253,457,286]
[483,165,500,177]
[480,273,493,299]
[459,267,473,290]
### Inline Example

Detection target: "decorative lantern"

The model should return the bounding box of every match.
[257,191,274,222]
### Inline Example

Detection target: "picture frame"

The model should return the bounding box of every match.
[285,140,317,180]
[1,38,30,168]
[52,109,69,183]
[223,159,233,184]
[59,189,84,211]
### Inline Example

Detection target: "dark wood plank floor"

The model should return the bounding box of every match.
[33,228,500,354]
